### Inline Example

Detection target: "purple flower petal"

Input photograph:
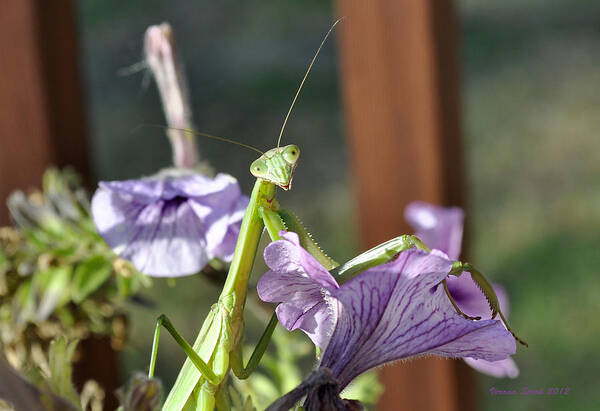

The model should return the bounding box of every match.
[91,172,248,277]
[404,201,464,260]
[205,196,248,262]
[320,249,516,388]
[257,232,339,348]
[464,357,519,378]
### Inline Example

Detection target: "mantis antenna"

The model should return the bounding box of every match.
[133,124,265,155]
[276,17,345,148]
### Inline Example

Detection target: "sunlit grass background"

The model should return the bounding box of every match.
[462,2,600,410]
[77,1,599,409]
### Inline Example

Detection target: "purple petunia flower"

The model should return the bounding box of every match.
[404,200,519,378]
[91,170,248,277]
[257,232,516,390]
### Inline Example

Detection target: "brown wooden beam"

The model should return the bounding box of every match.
[0,0,89,225]
[0,1,120,409]
[0,1,55,225]
[335,1,473,410]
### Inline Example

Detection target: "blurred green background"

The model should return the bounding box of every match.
[76,0,599,410]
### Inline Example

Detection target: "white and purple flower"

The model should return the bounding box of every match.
[257,231,516,391]
[91,171,248,277]
[404,200,519,378]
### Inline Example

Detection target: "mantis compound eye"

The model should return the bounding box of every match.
[282,145,300,163]
[250,159,268,178]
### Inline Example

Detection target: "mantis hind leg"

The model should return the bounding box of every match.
[148,314,220,385]
[230,312,279,380]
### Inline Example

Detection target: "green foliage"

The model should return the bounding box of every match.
[72,256,113,304]
[340,371,383,407]
[0,336,104,411]
[0,348,79,411]
[0,168,148,388]
[46,337,81,408]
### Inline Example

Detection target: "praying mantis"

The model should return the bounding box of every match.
[146,20,525,411]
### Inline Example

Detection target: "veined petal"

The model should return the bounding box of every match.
[320,248,516,389]
[405,201,464,260]
[258,268,339,348]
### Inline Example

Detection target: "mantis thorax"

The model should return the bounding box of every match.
[250,145,300,190]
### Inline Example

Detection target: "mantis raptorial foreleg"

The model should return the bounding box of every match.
[277,209,338,270]
[449,261,528,347]
[441,279,481,321]
[330,234,430,283]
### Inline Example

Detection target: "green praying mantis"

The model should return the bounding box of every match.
[147,20,526,411]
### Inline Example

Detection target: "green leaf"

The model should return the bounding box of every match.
[0,355,78,411]
[0,248,8,273]
[72,256,113,303]
[13,279,35,324]
[47,337,81,409]
[36,266,72,321]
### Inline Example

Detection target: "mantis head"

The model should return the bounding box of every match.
[250,145,300,190]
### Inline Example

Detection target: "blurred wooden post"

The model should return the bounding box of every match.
[0,1,119,408]
[0,0,89,225]
[335,1,475,410]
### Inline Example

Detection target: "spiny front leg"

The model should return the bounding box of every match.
[278,208,338,270]
[441,279,481,321]
[449,261,528,347]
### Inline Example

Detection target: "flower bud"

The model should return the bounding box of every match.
[144,23,198,169]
